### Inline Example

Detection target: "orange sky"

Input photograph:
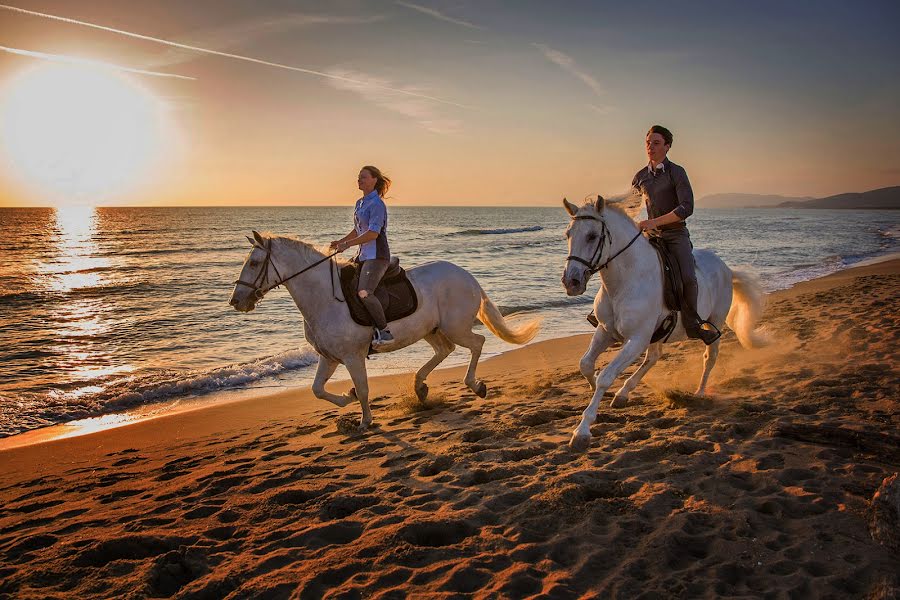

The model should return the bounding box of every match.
[1,1,898,207]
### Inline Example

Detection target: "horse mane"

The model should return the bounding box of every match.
[263,232,354,267]
[574,198,640,233]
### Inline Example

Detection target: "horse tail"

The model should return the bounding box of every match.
[477,290,541,345]
[726,269,770,348]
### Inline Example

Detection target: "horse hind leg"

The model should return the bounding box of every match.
[415,331,455,401]
[612,342,663,407]
[695,338,720,397]
[444,327,487,398]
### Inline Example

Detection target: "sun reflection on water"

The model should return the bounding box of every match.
[40,205,110,293]
[41,206,135,394]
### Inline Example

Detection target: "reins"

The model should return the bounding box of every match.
[566,213,642,274]
[234,239,340,299]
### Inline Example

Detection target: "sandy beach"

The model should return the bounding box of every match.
[1,259,898,599]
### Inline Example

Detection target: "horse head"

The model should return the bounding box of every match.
[229,230,272,312]
[562,196,608,296]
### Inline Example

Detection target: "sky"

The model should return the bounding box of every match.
[1,0,898,207]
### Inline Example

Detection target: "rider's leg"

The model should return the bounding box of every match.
[357,259,391,337]
[663,230,718,345]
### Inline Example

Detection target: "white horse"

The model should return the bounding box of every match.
[229,231,540,431]
[562,197,768,451]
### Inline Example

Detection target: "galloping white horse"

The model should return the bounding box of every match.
[230,231,540,431]
[562,197,768,451]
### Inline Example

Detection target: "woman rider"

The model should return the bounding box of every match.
[330,166,394,346]
[633,125,720,345]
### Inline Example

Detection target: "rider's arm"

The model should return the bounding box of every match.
[330,228,358,249]
[338,201,385,250]
[338,230,378,250]
[639,210,682,231]
[671,165,694,220]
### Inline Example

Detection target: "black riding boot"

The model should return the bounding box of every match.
[681,273,720,345]
[682,311,721,345]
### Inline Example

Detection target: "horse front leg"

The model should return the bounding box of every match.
[311,355,351,407]
[580,325,613,390]
[612,342,663,407]
[570,337,649,451]
[344,356,373,431]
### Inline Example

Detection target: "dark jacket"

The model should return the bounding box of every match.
[631,157,694,230]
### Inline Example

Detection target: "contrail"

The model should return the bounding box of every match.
[0,3,471,109]
[395,1,484,30]
[0,45,196,80]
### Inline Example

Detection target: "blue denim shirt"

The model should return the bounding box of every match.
[353,190,389,261]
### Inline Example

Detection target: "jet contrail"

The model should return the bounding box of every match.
[0,3,471,109]
[0,45,196,80]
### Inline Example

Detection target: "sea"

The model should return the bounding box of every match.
[1,206,898,439]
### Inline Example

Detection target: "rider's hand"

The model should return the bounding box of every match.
[638,219,656,232]
[329,240,343,251]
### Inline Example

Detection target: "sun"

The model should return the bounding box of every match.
[0,63,167,205]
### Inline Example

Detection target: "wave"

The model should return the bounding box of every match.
[447,226,543,236]
[496,295,593,315]
[0,346,319,439]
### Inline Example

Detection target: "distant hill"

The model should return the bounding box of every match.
[777,186,900,209]
[697,193,812,208]
[698,186,900,209]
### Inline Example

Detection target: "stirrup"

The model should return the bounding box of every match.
[696,320,722,345]
[372,328,394,345]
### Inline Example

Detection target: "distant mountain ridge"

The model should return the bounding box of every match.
[698,186,900,209]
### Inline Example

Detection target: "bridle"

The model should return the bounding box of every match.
[233,238,339,299]
[566,214,642,274]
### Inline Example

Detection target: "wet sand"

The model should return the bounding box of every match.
[1,259,898,599]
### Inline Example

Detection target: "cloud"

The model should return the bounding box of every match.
[396,1,484,30]
[0,44,195,80]
[533,43,604,98]
[588,103,614,115]
[143,13,387,70]
[0,4,467,108]
[326,67,463,134]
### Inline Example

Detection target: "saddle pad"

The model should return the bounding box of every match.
[647,236,684,312]
[339,263,419,327]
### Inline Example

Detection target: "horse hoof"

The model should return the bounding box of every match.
[568,432,592,452]
[475,381,487,398]
[610,396,627,408]
[415,383,429,402]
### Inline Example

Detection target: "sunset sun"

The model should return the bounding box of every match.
[0,63,166,204]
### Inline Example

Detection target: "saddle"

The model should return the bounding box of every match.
[586,235,683,343]
[339,257,419,327]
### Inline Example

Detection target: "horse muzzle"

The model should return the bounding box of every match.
[562,268,588,296]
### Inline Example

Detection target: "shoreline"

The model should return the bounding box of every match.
[1,251,898,453]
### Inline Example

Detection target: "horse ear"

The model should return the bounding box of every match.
[246,235,255,246]
[596,195,606,210]
[252,230,264,245]
[563,198,579,216]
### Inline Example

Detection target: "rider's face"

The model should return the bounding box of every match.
[358,169,377,194]
[645,133,669,164]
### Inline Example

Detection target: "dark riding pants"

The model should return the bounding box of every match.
[660,228,701,325]
[357,259,390,330]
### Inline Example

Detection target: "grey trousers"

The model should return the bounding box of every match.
[357,258,390,330]
[659,228,701,324]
